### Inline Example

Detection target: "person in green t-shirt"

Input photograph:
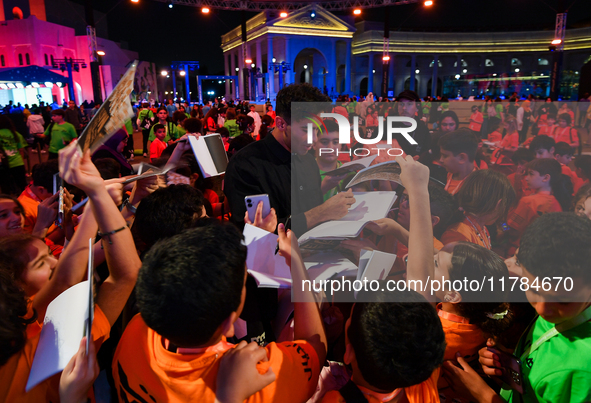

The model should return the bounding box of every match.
[0,115,28,194]
[441,213,591,403]
[42,109,77,160]
[224,108,241,138]
[313,119,354,201]
[137,102,154,157]
[172,111,188,138]
[148,107,180,144]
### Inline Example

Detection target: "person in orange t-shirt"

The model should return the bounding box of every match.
[497,115,520,154]
[439,129,480,195]
[0,142,141,403]
[573,155,591,194]
[552,113,579,148]
[17,160,60,236]
[319,290,445,403]
[554,141,583,192]
[469,105,484,133]
[506,159,568,244]
[441,170,516,249]
[506,148,535,200]
[113,224,326,403]
[432,242,513,403]
[150,124,168,162]
[536,113,556,137]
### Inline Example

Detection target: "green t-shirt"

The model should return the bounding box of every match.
[138,109,153,122]
[496,103,504,118]
[125,119,134,135]
[45,122,77,153]
[177,125,187,137]
[318,161,355,202]
[224,119,241,138]
[148,121,180,142]
[346,101,357,114]
[500,314,591,403]
[0,128,26,168]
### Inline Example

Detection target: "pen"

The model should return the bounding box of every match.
[275,215,291,255]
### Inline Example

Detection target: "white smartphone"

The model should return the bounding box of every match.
[245,194,271,221]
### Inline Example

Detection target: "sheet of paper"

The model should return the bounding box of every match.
[78,61,137,154]
[304,252,358,282]
[248,270,292,288]
[298,192,397,243]
[355,250,397,298]
[243,224,291,288]
[26,281,90,391]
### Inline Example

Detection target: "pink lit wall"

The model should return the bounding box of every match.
[0,14,140,105]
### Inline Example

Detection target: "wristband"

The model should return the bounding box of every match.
[97,226,127,245]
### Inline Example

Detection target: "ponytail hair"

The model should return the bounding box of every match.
[526,158,572,211]
[448,242,514,336]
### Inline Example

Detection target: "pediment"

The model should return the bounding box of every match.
[272,5,355,32]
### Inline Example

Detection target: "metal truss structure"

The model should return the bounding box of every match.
[86,26,98,62]
[154,0,418,11]
[554,13,567,51]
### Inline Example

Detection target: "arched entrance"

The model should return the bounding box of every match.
[360,77,368,97]
[294,48,329,91]
[404,77,418,91]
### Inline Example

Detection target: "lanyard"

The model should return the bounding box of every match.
[520,305,591,361]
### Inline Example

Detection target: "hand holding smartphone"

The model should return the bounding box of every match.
[245,194,271,221]
[487,347,524,394]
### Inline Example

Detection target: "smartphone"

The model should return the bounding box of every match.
[245,194,270,221]
[487,347,524,394]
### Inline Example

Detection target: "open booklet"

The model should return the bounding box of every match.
[77,61,137,154]
[298,191,397,250]
[188,134,229,177]
[345,160,446,189]
[323,155,377,177]
[27,239,94,391]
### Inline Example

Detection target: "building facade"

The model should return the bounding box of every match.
[221,6,591,101]
[0,0,155,107]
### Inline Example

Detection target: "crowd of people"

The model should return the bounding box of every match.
[0,83,590,403]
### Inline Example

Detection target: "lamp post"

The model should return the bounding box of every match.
[52,58,87,103]
[170,61,199,102]
[269,59,291,93]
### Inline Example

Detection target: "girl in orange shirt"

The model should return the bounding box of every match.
[552,113,579,148]
[500,116,519,152]
[441,170,517,249]
[434,242,514,402]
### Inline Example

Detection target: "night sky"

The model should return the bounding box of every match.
[71,0,591,75]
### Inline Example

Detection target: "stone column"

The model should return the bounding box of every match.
[345,40,352,95]
[224,53,231,99]
[256,40,263,101]
[368,53,374,94]
[431,54,439,97]
[410,54,416,91]
[267,35,274,100]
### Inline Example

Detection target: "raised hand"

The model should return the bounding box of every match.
[215,341,275,403]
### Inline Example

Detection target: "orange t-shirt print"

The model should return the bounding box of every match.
[112,314,321,403]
